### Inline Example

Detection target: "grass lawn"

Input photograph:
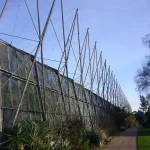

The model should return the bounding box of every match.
[138,128,150,150]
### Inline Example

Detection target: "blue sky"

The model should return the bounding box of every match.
[0,0,150,111]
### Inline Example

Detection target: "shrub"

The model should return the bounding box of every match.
[1,118,101,150]
[125,114,139,128]
[111,106,130,130]
[59,118,100,150]
[2,120,53,150]
[2,122,27,150]
[81,130,100,148]
[143,111,150,128]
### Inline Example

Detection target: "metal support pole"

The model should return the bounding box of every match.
[73,29,89,80]
[60,5,78,119]
[0,0,8,20]
[106,66,110,103]
[57,9,78,122]
[78,31,93,129]
[97,52,103,96]
[12,0,56,126]
[37,0,46,119]
[34,62,45,120]
[89,42,97,127]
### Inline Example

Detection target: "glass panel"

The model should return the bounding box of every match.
[11,78,19,108]
[60,76,75,96]
[46,91,59,115]
[20,83,40,112]
[36,63,42,85]
[34,86,41,112]
[18,80,40,112]
[16,51,26,78]
[45,89,52,113]
[0,43,9,71]
[78,101,83,116]
[59,95,65,115]
[51,92,59,114]
[74,83,83,100]
[60,76,68,94]
[46,69,59,91]
[46,69,52,88]
[70,98,78,115]
[93,94,97,105]
[51,70,59,91]
[1,73,12,107]
[20,111,31,120]
[28,84,38,111]
[18,80,29,110]
[64,96,70,115]
[68,80,74,97]
[83,103,88,117]
[9,47,18,75]
[44,68,49,88]
[101,98,106,108]
[3,109,13,127]
[84,89,90,103]
[25,57,34,81]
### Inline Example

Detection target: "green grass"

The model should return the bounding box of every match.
[138,128,150,150]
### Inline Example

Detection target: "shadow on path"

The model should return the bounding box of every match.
[101,127,137,150]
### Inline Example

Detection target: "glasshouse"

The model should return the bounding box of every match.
[0,40,131,132]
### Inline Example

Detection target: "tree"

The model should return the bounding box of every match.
[146,93,150,103]
[144,111,150,127]
[142,33,150,49]
[139,95,149,113]
[111,106,129,130]
[135,56,150,92]
[134,31,150,92]
[134,110,146,125]
[134,96,150,126]
[126,113,139,127]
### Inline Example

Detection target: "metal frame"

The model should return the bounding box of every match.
[0,0,131,131]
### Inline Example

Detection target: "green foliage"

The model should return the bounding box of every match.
[134,110,150,128]
[143,111,150,128]
[1,119,101,150]
[63,130,100,150]
[125,113,139,127]
[139,95,149,113]
[60,118,100,150]
[134,111,146,125]
[134,96,150,127]
[111,106,129,130]
[80,130,100,148]
[111,107,139,130]
[2,122,27,150]
[2,120,53,150]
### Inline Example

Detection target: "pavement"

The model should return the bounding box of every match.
[101,127,137,150]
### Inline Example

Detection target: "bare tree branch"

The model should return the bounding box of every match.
[135,55,150,92]
[142,33,150,49]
